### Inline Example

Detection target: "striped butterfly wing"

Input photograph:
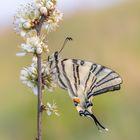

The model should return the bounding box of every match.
[60,59,122,99]
[86,63,122,99]
[60,58,122,131]
[60,59,95,98]
[52,55,122,131]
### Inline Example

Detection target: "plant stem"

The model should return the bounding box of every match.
[36,54,42,140]
[36,15,46,140]
[36,15,46,36]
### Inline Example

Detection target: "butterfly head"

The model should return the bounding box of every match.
[48,51,62,62]
[48,51,59,61]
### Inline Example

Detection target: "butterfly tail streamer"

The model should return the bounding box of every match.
[90,113,108,132]
[85,111,108,132]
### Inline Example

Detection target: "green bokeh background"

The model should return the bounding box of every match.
[0,1,140,140]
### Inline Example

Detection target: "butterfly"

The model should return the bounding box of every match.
[47,37,123,131]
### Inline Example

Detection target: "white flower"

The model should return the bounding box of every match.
[46,1,54,10]
[23,21,32,29]
[36,0,57,9]
[41,63,57,92]
[40,7,48,16]
[14,0,62,37]
[45,22,58,32]
[20,65,38,94]
[46,102,60,116]
[17,36,49,55]
[44,9,63,32]
[53,9,63,22]
[20,62,56,95]
[14,3,41,37]
[16,52,26,57]
[35,0,62,32]
[14,0,63,36]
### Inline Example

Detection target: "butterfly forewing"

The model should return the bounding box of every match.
[60,59,95,97]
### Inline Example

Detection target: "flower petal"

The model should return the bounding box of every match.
[16,52,26,56]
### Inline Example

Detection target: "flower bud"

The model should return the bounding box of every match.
[36,47,42,54]
[40,7,48,16]
[46,1,54,10]
[23,22,31,29]
[20,31,26,37]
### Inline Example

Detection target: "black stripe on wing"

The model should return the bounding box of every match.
[95,66,105,76]
[87,84,121,99]
[73,64,78,90]
[54,53,67,89]
[94,84,121,96]
[87,68,122,99]
[84,64,97,91]
[95,76,120,88]
[76,65,80,85]
[72,59,80,85]
[61,60,76,96]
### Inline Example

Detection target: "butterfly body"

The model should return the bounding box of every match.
[48,51,122,131]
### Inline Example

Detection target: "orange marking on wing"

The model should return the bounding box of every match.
[73,97,80,103]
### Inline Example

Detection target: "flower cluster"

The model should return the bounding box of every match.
[14,0,63,37]
[14,3,40,37]
[20,60,57,95]
[15,0,62,116]
[20,65,38,94]
[17,36,49,56]
[15,0,62,93]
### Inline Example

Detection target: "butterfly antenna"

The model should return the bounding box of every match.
[59,37,73,53]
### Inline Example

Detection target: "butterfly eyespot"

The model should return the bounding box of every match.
[73,97,80,103]
[80,60,84,65]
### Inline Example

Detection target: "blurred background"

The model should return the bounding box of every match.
[0,0,140,140]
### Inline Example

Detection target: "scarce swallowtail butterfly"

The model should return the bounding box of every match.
[47,37,123,131]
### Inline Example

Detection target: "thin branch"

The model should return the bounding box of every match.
[35,15,46,140]
[35,15,46,36]
[36,54,42,140]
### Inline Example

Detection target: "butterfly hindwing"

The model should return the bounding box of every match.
[86,65,122,98]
